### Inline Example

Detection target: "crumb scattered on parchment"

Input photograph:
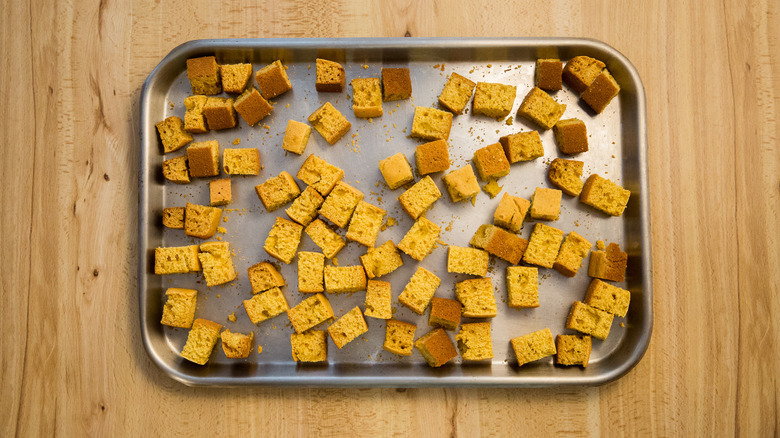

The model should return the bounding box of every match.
[597,240,605,250]
[257,345,263,354]
[228,312,237,322]
[332,257,339,266]
[217,226,226,233]
[482,180,503,198]
[232,138,240,145]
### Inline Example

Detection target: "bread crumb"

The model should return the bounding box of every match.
[620,322,625,328]
[228,312,237,322]
[257,345,263,354]
[332,257,339,266]
[232,138,240,145]
[223,216,228,222]
[482,180,503,198]
[505,117,513,125]
[470,196,477,206]
[216,294,221,299]
[217,226,226,233]
[362,64,369,69]
[597,240,605,250]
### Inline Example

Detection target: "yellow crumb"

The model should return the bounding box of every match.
[363,64,369,69]
[263,124,271,130]
[482,180,503,198]
[215,236,222,241]
[216,294,221,299]
[470,196,477,206]
[387,217,397,227]
[597,240,605,250]
[228,312,237,322]
[332,257,339,266]
[620,323,625,328]
[257,345,263,354]
[217,226,227,233]
[223,216,228,222]
[232,138,240,145]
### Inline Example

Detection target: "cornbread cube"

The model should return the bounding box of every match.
[220,330,254,359]
[530,187,562,221]
[297,251,325,293]
[286,186,324,226]
[398,267,441,314]
[180,319,222,365]
[438,72,476,114]
[184,95,209,134]
[203,97,237,131]
[555,334,592,367]
[517,87,566,130]
[554,118,589,154]
[484,226,529,265]
[315,58,346,92]
[305,219,345,259]
[563,56,606,93]
[443,165,480,203]
[499,131,544,163]
[162,207,185,229]
[548,158,584,196]
[523,223,564,268]
[493,193,530,233]
[186,56,221,95]
[351,78,383,118]
[582,69,620,113]
[198,241,237,287]
[328,307,368,349]
[473,82,517,118]
[429,297,461,331]
[554,231,592,277]
[506,266,539,308]
[319,182,364,228]
[588,242,628,282]
[360,240,404,279]
[297,154,344,196]
[383,319,417,356]
[162,156,190,184]
[282,120,312,155]
[415,328,458,367]
[411,106,453,141]
[154,245,201,274]
[397,217,441,261]
[379,152,414,190]
[324,265,367,293]
[415,140,450,175]
[255,60,292,99]
[536,58,563,91]
[469,224,497,250]
[382,68,412,101]
[585,279,631,317]
[455,278,497,318]
[566,301,614,340]
[186,141,220,177]
[247,261,285,294]
[264,217,303,264]
[220,63,252,94]
[398,176,442,219]
[365,280,392,319]
[346,201,386,247]
[160,288,198,328]
[473,142,510,181]
[255,171,301,212]
[223,148,260,175]
[243,287,289,324]
[308,102,351,145]
[184,202,222,239]
[580,174,631,216]
[291,331,328,362]
[234,87,273,126]
[456,322,493,361]
[209,178,231,206]
[510,328,556,366]
[287,293,335,333]
[156,116,192,153]
[447,246,489,277]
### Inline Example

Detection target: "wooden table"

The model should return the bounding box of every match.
[3,0,778,436]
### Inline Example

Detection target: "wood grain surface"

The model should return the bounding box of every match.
[3,0,779,436]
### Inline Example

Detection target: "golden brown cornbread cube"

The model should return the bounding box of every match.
[346,201,386,247]
[221,330,254,359]
[382,68,412,101]
[566,301,613,340]
[360,240,404,279]
[554,231,592,277]
[555,334,592,367]
[517,87,567,130]
[223,148,260,175]
[209,178,231,206]
[383,319,417,356]
[473,142,511,181]
[305,219,345,259]
[588,242,628,282]
[484,227,529,265]
[156,116,192,153]
[456,277,497,318]
[582,69,620,113]
[264,217,303,264]
[220,63,252,94]
[203,97,237,131]
[554,118,589,154]
[286,186,324,226]
[548,158,584,196]
[511,328,556,366]
[397,216,441,261]
[184,202,222,239]
[398,176,442,219]
[247,262,285,294]
[580,174,631,216]
[536,58,563,91]
[198,241,237,287]
[328,306,368,349]
[255,171,301,212]
[184,95,209,134]
[297,154,345,196]
[499,131,544,163]
[162,156,190,184]
[243,287,289,324]
[473,82,517,118]
[186,141,220,177]
[411,106,453,141]
[415,139,450,175]
[351,78,383,118]
[493,193,530,233]
[180,318,222,365]
[398,267,441,314]
[319,181,363,228]
[415,328,458,367]
[324,265,367,293]
[297,251,325,293]
[186,56,221,95]
[469,223,499,249]
[282,120,312,155]
[308,102,351,145]
[447,246,489,277]
[255,60,292,99]
[160,288,198,328]
[585,279,631,317]
[563,56,606,94]
[315,58,346,92]
[154,245,201,275]
[530,187,562,221]
[456,322,493,361]
[443,165,480,203]
[291,330,328,362]
[287,293,335,333]
[438,72,476,114]
[523,223,564,268]
[162,207,185,229]
[234,87,273,126]
[428,297,461,331]
[379,152,414,190]
[506,266,539,308]
[364,280,392,319]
